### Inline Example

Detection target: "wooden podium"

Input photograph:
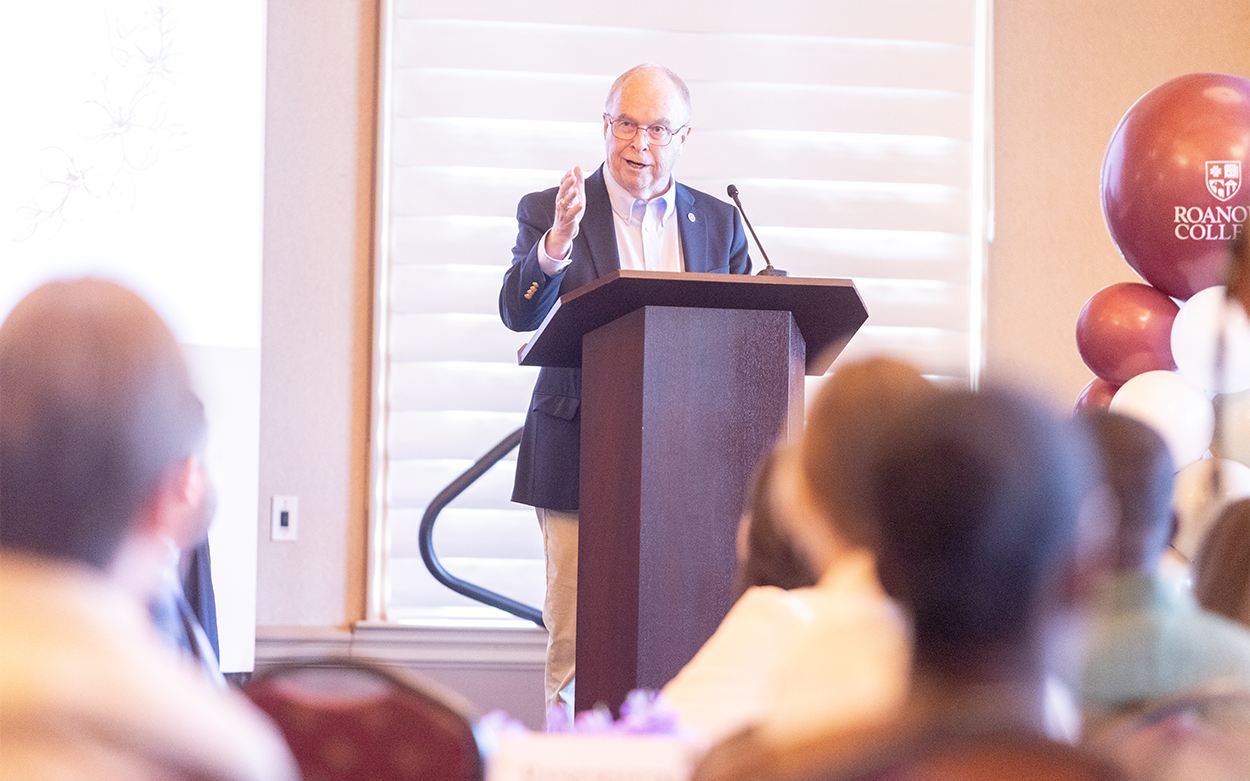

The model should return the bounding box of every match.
[519,270,868,714]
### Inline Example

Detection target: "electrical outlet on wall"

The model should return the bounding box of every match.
[270,496,299,542]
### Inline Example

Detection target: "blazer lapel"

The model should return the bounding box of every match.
[675,183,709,272]
[575,166,621,281]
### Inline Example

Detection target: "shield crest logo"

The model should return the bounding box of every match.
[1207,161,1241,202]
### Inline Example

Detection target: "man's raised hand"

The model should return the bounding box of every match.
[545,166,585,259]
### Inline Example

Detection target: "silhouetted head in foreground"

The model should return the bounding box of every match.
[870,387,1095,682]
[0,278,207,578]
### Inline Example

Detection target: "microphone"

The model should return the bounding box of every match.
[727,184,786,277]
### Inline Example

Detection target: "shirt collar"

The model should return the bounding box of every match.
[602,164,676,227]
[1095,569,1196,612]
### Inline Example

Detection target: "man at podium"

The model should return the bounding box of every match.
[499,63,752,720]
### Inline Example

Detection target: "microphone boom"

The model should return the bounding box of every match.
[726,184,786,276]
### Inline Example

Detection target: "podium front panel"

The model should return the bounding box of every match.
[575,305,804,714]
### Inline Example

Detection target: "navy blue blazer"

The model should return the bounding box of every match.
[499,165,751,511]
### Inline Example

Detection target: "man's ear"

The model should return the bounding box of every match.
[675,125,691,151]
[110,456,210,601]
[138,455,212,551]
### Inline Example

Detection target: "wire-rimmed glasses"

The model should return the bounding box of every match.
[605,114,686,147]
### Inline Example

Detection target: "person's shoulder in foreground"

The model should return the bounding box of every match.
[0,551,298,781]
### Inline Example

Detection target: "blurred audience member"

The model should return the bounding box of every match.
[661,447,820,742]
[757,357,936,746]
[1078,412,1250,723]
[696,387,1120,781]
[731,449,820,600]
[796,357,935,566]
[664,358,931,745]
[1192,498,1250,630]
[0,279,298,781]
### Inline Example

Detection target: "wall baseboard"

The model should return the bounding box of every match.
[255,623,548,730]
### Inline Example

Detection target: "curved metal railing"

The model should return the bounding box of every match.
[417,427,544,627]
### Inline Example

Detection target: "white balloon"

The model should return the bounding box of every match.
[1110,370,1214,468]
[1171,285,1250,394]
[1172,457,1250,559]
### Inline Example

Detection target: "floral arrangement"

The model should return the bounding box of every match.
[545,689,684,736]
[475,689,691,760]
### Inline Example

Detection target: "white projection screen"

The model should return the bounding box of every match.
[0,0,265,671]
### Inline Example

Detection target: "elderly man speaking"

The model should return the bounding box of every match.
[499,63,752,721]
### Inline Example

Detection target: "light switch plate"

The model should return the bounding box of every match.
[270,495,298,542]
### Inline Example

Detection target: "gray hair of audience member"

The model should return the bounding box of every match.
[0,278,206,570]
[869,387,1096,677]
[799,356,936,555]
[733,447,820,600]
[605,63,692,122]
[1079,409,1176,571]
[1192,498,1250,629]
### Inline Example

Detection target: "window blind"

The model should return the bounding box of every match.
[371,0,987,623]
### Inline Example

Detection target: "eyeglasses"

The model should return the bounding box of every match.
[605,114,686,147]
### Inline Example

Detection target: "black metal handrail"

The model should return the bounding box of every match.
[417,427,545,627]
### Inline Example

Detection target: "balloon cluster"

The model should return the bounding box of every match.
[1077,73,1250,558]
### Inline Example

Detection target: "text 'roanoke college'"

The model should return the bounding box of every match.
[1174,205,1249,240]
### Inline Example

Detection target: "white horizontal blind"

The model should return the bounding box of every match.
[373,0,985,623]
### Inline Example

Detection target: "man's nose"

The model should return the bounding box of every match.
[632,128,650,152]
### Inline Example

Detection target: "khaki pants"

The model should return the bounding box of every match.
[536,507,578,722]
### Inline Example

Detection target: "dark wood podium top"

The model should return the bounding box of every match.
[518,270,868,375]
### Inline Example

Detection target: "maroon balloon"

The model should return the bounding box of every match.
[1075,282,1179,385]
[1101,73,1250,300]
[1074,376,1120,413]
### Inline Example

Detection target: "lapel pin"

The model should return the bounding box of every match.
[687,212,696,222]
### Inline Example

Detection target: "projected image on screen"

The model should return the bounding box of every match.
[16,4,183,242]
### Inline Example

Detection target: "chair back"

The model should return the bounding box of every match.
[244,658,483,781]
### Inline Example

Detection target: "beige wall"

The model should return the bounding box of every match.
[257,0,376,626]
[256,0,1250,627]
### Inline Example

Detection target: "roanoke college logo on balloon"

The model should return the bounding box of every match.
[1101,73,1250,300]
[1175,161,1247,243]
[1207,161,1242,202]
